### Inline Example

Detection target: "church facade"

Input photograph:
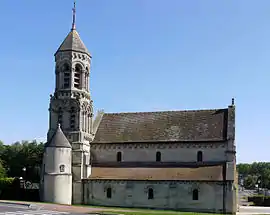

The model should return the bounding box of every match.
[40,3,237,214]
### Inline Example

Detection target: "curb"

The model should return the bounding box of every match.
[0,201,31,208]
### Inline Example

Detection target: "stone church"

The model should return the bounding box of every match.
[40,2,237,214]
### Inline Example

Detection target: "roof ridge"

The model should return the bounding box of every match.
[104,108,228,115]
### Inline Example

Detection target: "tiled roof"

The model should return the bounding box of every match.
[45,125,71,148]
[92,109,228,143]
[88,166,223,181]
[55,29,90,56]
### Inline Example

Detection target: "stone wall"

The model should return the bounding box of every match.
[83,180,225,213]
[91,142,227,163]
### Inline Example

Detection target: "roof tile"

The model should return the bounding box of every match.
[88,166,223,181]
[93,109,228,143]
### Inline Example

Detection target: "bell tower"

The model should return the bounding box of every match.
[47,1,93,204]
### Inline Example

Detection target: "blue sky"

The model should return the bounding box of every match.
[0,0,269,163]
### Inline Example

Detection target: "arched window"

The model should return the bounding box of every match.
[70,107,75,130]
[197,151,203,162]
[106,187,112,198]
[74,64,82,89]
[117,152,122,162]
[192,189,199,200]
[156,151,161,162]
[85,67,89,91]
[148,188,154,199]
[63,64,70,89]
[58,107,63,126]
[59,165,65,173]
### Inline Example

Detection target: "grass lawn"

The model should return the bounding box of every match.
[88,206,223,215]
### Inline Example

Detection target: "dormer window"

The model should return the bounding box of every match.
[74,64,82,89]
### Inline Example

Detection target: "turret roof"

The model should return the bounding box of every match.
[55,29,91,57]
[45,125,72,148]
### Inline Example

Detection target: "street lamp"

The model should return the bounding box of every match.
[22,167,26,180]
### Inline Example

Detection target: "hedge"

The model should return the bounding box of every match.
[0,178,15,190]
[248,195,270,206]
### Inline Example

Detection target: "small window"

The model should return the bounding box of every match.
[117,152,122,162]
[58,107,63,126]
[59,165,65,173]
[148,188,154,199]
[106,187,112,198]
[192,189,199,200]
[156,151,161,162]
[74,64,82,89]
[63,64,70,89]
[70,107,76,130]
[197,151,203,162]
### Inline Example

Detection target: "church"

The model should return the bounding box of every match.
[40,2,237,214]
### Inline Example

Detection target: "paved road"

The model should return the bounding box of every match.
[238,206,270,214]
[0,203,92,215]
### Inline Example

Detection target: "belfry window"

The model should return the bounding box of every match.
[148,188,154,199]
[106,187,112,198]
[197,151,203,162]
[74,64,82,89]
[63,64,70,89]
[70,107,76,130]
[58,107,63,126]
[117,152,122,162]
[156,151,161,162]
[192,189,199,200]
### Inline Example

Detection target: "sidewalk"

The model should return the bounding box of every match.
[0,200,136,214]
[0,200,105,213]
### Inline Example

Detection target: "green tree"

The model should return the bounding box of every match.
[243,175,257,189]
[0,140,44,182]
[0,159,6,178]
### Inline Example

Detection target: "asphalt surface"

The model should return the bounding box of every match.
[0,203,92,215]
[239,206,270,214]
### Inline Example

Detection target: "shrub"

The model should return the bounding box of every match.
[0,178,15,190]
[248,195,270,206]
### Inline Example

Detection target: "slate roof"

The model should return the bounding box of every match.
[92,108,228,143]
[88,166,223,181]
[55,29,91,56]
[45,125,72,148]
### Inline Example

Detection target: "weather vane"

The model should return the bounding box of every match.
[72,0,76,30]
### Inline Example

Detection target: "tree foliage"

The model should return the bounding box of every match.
[0,140,44,182]
[237,162,270,189]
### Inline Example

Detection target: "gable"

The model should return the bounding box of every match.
[92,108,228,143]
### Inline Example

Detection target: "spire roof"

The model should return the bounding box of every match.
[55,29,91,56]
[45,124,72,148]
[55,1,91,57]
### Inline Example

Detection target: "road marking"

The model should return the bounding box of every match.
[0,210,70,215]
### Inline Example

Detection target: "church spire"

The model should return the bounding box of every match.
[72,0,76,30]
